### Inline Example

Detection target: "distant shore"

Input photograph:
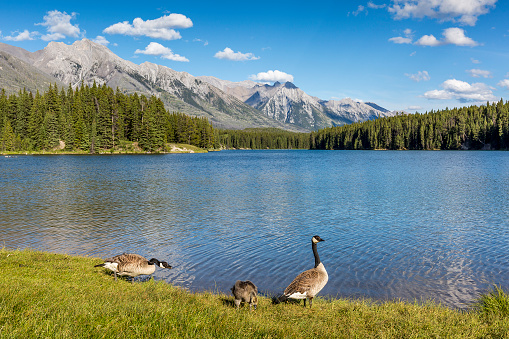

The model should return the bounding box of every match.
[1,142,209,156]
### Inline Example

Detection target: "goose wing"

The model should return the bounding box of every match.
[284,268,319,296]
[109,253,146,264]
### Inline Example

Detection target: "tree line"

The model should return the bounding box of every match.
[310,100,509,150]
[216,128,310,149]
[0,83,216,152]
[2,83,508,152]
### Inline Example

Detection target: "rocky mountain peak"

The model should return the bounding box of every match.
[283,82,297,89]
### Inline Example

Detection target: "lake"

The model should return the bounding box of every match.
[1,150,508,309]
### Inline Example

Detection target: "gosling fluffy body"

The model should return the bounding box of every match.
[231,280,258,310]
[95,253,172,283]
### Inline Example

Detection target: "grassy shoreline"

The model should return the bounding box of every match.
[0,142,209,156]
[1,248,508,338]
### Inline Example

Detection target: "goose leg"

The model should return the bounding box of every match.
[309,297,313,308]
[114,272,117,281]
[303,299,306,307]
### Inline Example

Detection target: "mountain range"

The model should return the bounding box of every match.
[0,39,397,132]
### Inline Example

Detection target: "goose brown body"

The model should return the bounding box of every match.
[95,253,172,283]
[281,235,328,307]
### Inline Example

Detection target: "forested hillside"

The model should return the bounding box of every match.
[2,84,508,153]
[217,128,310,149]
[0,83,216,152]
[310,100,509,150]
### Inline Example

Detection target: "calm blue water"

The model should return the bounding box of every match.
[1,150,508,309]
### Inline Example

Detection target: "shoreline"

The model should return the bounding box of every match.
[1,248,508,338]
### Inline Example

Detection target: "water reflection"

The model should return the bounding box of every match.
[1,151,508,309]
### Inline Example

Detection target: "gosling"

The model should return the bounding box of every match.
[231,280,258,310]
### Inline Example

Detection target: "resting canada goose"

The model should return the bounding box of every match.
[231,280,258,310]
[280,235,328,307]
[94,253,172,283]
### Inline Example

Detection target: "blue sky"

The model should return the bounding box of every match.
[1,0,508,112]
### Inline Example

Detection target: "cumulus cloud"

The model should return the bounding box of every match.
[368,2,387,9]
[443,27,478,46]
[135,42,189,62]
[104,14,192,40]
[415,34,441,46]
[214,47,260,61]
[389,36,412,44]
[92,35,110,46]
[498,79,509,89]
[388,0,497,26]
[351,5,367,16]
[415,27,478,46]
[37,10,81,41]
[389,28,414,44]
[423,79,496,102]
[3,30,37,41]
[249,70,294,83]
[405,70,430,82]
[466,69,492,78]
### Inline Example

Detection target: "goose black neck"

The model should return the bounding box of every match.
[312,242,321,268]
[148,258,159,266]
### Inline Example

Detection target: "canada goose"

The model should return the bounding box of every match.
[94,253,172,283]
[280,235,328,307]
[231,280,258,310]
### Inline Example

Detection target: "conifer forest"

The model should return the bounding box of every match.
[0,83,216,152]
[1,84,508,152]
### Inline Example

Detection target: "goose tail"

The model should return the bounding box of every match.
[272,294,288,304]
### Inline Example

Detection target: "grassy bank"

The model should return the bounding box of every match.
[1,142,209,155]
[1,248,508,338]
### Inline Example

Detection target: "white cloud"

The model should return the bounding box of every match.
[405,70,430,82]
[193,38,208,46]
[37,10,81,41]
[389,36,412,44]
[351,5,367,16]
[498,79,509,89]
[249,70,294,83]
[92,35,110,46]
[214,47,260,61]
[135,42,189,62]
[368,2,387,9]
[388,0,497,26]
[466,69,492,78]
[104,14,192,40]
[41,33,66,41]
[389,28,413,44]
[3,30,37,41]
[423,79,496,102]
[442,27,478,46]
[415,34,441,46]
[471,57,481,64]
[415,27,478,46]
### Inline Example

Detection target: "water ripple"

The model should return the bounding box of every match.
[1,151,508,309]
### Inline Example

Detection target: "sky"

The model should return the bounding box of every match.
[1,0,508,113]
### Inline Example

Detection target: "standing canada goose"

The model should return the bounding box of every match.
[231,280,258,310]
[94,253,172,283]
[279,235,328,307]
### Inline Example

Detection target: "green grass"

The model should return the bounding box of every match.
[1,248,508,338]
[1,142,208,155]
